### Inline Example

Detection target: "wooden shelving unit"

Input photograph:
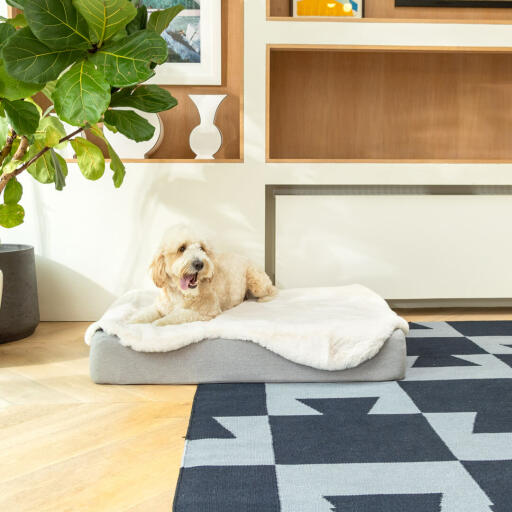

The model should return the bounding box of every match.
[267,45,512,163]
[8,1,244,164]
[267,0,512,24]
[153,0,244,161]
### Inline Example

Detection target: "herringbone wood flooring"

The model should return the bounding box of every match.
[2,311,512,511]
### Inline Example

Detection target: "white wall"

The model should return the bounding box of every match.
[3,164,266,320]
[276,195,512,299]
[3,0,512,320]
[0,2,7,17]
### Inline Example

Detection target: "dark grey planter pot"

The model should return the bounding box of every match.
[0,244,39,343]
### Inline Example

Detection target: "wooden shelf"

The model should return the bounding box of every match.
[65,159,243,164]
[266,159,512,164]
[267,45,512,163]
[267,0,512,24]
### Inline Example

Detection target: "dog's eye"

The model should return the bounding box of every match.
[178,245,186,253]
[200,245,206,252]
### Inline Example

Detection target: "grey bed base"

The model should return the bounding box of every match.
[89,330,407,384]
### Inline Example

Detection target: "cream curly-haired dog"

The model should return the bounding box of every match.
[130,225,277,326]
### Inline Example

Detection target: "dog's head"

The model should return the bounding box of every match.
[150,225,214,296]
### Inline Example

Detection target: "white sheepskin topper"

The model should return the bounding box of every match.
[85,285,409,371]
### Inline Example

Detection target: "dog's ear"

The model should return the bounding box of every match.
[202,239,214,255]
[150,251,167,288]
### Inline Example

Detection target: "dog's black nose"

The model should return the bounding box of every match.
[193,260,204,271]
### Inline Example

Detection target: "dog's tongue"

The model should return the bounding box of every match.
[180,275,194,290]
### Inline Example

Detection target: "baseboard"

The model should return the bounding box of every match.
[388,298,512,309]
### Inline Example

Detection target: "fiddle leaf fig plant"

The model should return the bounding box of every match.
[0,0,183,228]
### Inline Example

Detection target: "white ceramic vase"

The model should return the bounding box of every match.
[103,110,163,159]
[189,94,226,159]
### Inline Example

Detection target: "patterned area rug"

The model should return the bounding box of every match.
[173,321,512,512]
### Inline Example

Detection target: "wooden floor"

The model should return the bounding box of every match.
[1,310,512,511]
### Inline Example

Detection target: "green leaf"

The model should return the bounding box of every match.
[126,5,147,34]
[4,178,22,205]
[0,14,28,28]
[50,148,67,190]
[6,0,26,10]
[70,137,105,180]
[0,139,20,171]
[0,117,8,146]
[110,85,177,113]
[2,99,40,136]
[36,116,66,147]
[147,5,183,35]
[110,27,127,42]
[73,0,136,46]
[24,96,41,113]
[90,125,125,187]
[2,27,84,84]
[0,24,15,50]
[0,203,24,228]
[104,122,118,133]
[104,109,154,142]
[27,142,55,184]
[53,61,111,126]
[41,80,57,101]
[90,30,168,87]
[108,144,125,187]
[6,13,28,28]
[0,60,43,100]
[24,0,90,50]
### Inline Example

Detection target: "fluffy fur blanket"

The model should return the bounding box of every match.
[85,285,408,371]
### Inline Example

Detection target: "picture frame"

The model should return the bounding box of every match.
[395,0,512,7]
[293,0,364,18]
[144,0,222,86]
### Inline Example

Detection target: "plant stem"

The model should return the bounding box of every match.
[0,126,85,196]
[0,130,17,167]
[13,136,29,161]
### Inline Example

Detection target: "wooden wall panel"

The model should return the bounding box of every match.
[269,0,292,17]
[7,7,22,16]
[268,0,512,22]
[368,0,512,21]
[268,48,512,161]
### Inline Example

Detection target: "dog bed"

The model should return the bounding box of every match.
[86,285,409,384]
[89,329,406,384]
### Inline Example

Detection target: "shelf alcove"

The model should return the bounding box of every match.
[267,45,512,163]
[267,0,512,24]
[7,2,244,164]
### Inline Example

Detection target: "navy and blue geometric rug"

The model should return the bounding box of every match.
[173,321,512,512]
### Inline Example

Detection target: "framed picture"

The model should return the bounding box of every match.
[293,0,364,18]
[395,0,512,7]
[142,0,222,86]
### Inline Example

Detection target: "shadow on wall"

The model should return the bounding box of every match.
[36,256,115,321]
[14,163,264,321]
[110,166,265,295]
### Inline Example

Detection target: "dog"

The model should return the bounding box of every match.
[130,225,277,326]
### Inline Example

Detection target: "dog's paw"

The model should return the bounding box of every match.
[128,306,161,324]
[257,287,279,302]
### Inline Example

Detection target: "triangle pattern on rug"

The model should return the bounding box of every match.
[325,493,443,512]
[412,355,481,368]
[187,417,236,441]
[409,322,433,330]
